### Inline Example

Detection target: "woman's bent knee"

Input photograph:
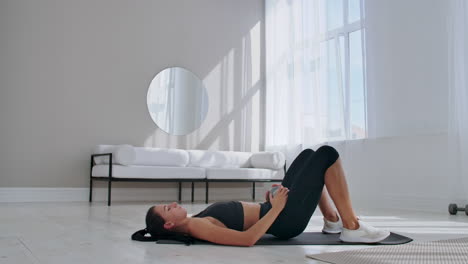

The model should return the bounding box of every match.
[300,148,315,156]
[316,145,336,153]
[316,145,339,167]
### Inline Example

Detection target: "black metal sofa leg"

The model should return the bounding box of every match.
[205,181,209,204]
[108,178,112,206]
[178,182,182,202]
[252,182,256,201]
[89,178,93,202]
[191,182,194,203]
[89,156,93,203]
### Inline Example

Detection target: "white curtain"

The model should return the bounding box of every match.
[265,0,365,164]
[448,0,468,201]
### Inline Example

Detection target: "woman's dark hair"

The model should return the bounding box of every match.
[131,205,194,245]
[145,205,172,237]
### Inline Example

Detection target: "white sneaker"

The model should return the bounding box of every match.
[339,220,390,243]
[322,217,343,234]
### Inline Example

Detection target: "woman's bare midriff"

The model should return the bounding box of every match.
[240,201,261,230]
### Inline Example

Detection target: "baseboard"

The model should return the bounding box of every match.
[0,185,272,203]
[378,194,450,213]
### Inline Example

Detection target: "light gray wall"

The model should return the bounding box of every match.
[0,0,265,188]
[326,133,450,212]
[339,0,452,211]
[365,0,449,138]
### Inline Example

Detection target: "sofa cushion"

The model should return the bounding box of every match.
[206,168,284,180]
[94,145,136,166]
[133,147,189,167]
[92,165,205,179]
[188,150,251,168]
[250,152,286,170]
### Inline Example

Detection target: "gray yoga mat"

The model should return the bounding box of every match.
[156,232,412,245]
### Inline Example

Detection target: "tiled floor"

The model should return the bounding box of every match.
[1,201,468,264]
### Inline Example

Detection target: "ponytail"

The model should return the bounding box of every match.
[131,228,195,245]
[131,228,156,242]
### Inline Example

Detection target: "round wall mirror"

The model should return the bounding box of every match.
[147,67,209,135]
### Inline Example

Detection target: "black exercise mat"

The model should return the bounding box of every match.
[156,232,412,245]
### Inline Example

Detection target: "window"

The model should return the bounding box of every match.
[305,0,367,142]
[265,0,367,149]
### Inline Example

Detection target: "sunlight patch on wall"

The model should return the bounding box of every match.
[250,89,261,152]
[250,21,261,85]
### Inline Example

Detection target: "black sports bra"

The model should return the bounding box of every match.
[193,201,244,231]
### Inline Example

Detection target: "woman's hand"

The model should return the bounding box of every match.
[269,185,289,211]
[265,183,281,202]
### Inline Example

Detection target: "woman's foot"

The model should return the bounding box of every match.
[339,220,390,243]
[322,216,343,234]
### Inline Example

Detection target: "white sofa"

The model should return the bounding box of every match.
[90,145,286,205]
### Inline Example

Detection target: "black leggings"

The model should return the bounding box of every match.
[259,145,340,239]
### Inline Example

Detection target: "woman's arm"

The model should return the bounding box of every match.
[189,186,289,247]
[188,211,279,247]
[241,205,283,245]
[244,186,288,245]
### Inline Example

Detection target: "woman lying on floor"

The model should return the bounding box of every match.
[133,146,390,246]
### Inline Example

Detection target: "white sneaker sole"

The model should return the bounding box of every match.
[339,231,390,243]
[322,229,342,234]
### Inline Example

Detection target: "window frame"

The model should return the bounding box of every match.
[318,0,367,141]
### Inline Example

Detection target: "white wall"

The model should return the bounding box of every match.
[365,0,448,138]
[0,0,265,194]
[327,133,450,212]
[338,0,453,212]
